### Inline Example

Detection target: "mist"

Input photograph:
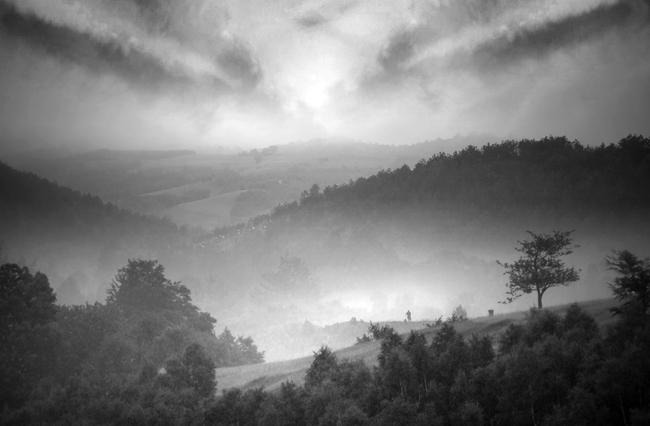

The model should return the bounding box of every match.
[4,2,650,423]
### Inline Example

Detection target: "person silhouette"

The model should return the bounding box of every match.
[406,310,412,322]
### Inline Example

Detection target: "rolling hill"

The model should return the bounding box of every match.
[215,298,620,392]
[0,161,191,304]
[2,134,649,362]
[162,190,252,228]
[5,135,498,225]
[194,135,650,360]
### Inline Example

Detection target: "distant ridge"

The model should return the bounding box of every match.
[0,161,179,240]
[0,161,189,304]
[211,134,650,239]
[65,148,196,161]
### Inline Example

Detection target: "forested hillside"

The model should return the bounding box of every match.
[6,135,495,226]
[0,259,264,424]
[196,135,650,359]
[258,134,650,224]
[2,135,650,361]
[0,162,193,304]
[204,299,650,426]
[3,257,649,425]
[0,161,181,242]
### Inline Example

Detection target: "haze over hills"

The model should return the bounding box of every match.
[199,134,650,359]
[3,134,498,228]
[2,0,650,422]
[0,161,191,305]
[2,133,649,361]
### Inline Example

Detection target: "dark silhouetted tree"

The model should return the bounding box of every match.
[605,249,650,315]
[498,231,580,308]
[450,304,468,322]
[106,259,216,331]
[305,346,338,388]
[0,263,58,408]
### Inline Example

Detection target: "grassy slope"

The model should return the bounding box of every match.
[215,298,619,393]
[162,190,249,228]
[142,181,216,197]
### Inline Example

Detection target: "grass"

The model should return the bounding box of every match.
[141,181,216,197]
[215,298,620,393]
[162,190,249,228]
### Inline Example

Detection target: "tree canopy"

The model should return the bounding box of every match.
[107,259,216,332]
[0,263,56,330]
[0,264,58,408]
[606,249,650,315]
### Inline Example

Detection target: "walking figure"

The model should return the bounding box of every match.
[406,310,411,322]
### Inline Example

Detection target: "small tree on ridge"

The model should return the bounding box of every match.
[498,231,580,309]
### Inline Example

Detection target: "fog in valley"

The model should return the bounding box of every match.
[2,1,650,424]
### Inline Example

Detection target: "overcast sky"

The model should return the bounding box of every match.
[0,0,649,150]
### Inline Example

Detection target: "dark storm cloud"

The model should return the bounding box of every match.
[362,26,438,91]
[374,0,508,75]
[120,0,172,34]
[378,29,418,73]
[296,13,328,28]
[469,0,649,71]
[295,0,358,29]
[217,41,263,89]
[0,2,193,92]
[0,0,262,95]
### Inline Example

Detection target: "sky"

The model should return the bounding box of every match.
[0,0,649,150]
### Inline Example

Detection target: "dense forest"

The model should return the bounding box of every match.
[0,161,182,243]
[0,161,201,305]
[1,259,264,424]
[206,135,650,283]
[245,134,650,226]
[205,298,649,426]
[2,249,649,425]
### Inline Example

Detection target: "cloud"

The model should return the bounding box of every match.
[294,0,358,29]
[296,13,329,28]
[0,3,194,92]
[1,0,649,149]
[367,1,646,78]
[467,0,648,73]
[0,0,261,94]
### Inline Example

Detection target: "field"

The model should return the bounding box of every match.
[215,298,619,393]
[162,190,250,228]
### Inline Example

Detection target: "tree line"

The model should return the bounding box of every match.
[2,244,648,424]
[238,134,650,230]
[0,259,264,424]
[203,248,650,426]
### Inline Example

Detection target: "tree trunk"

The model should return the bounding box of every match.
[537,291,543,309]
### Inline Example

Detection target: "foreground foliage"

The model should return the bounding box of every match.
[2,250,650,425]
[0,260,263,425]
[207,304,650,426]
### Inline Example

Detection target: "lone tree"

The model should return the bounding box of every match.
[605,249,650,315]
[498,231,580,309]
